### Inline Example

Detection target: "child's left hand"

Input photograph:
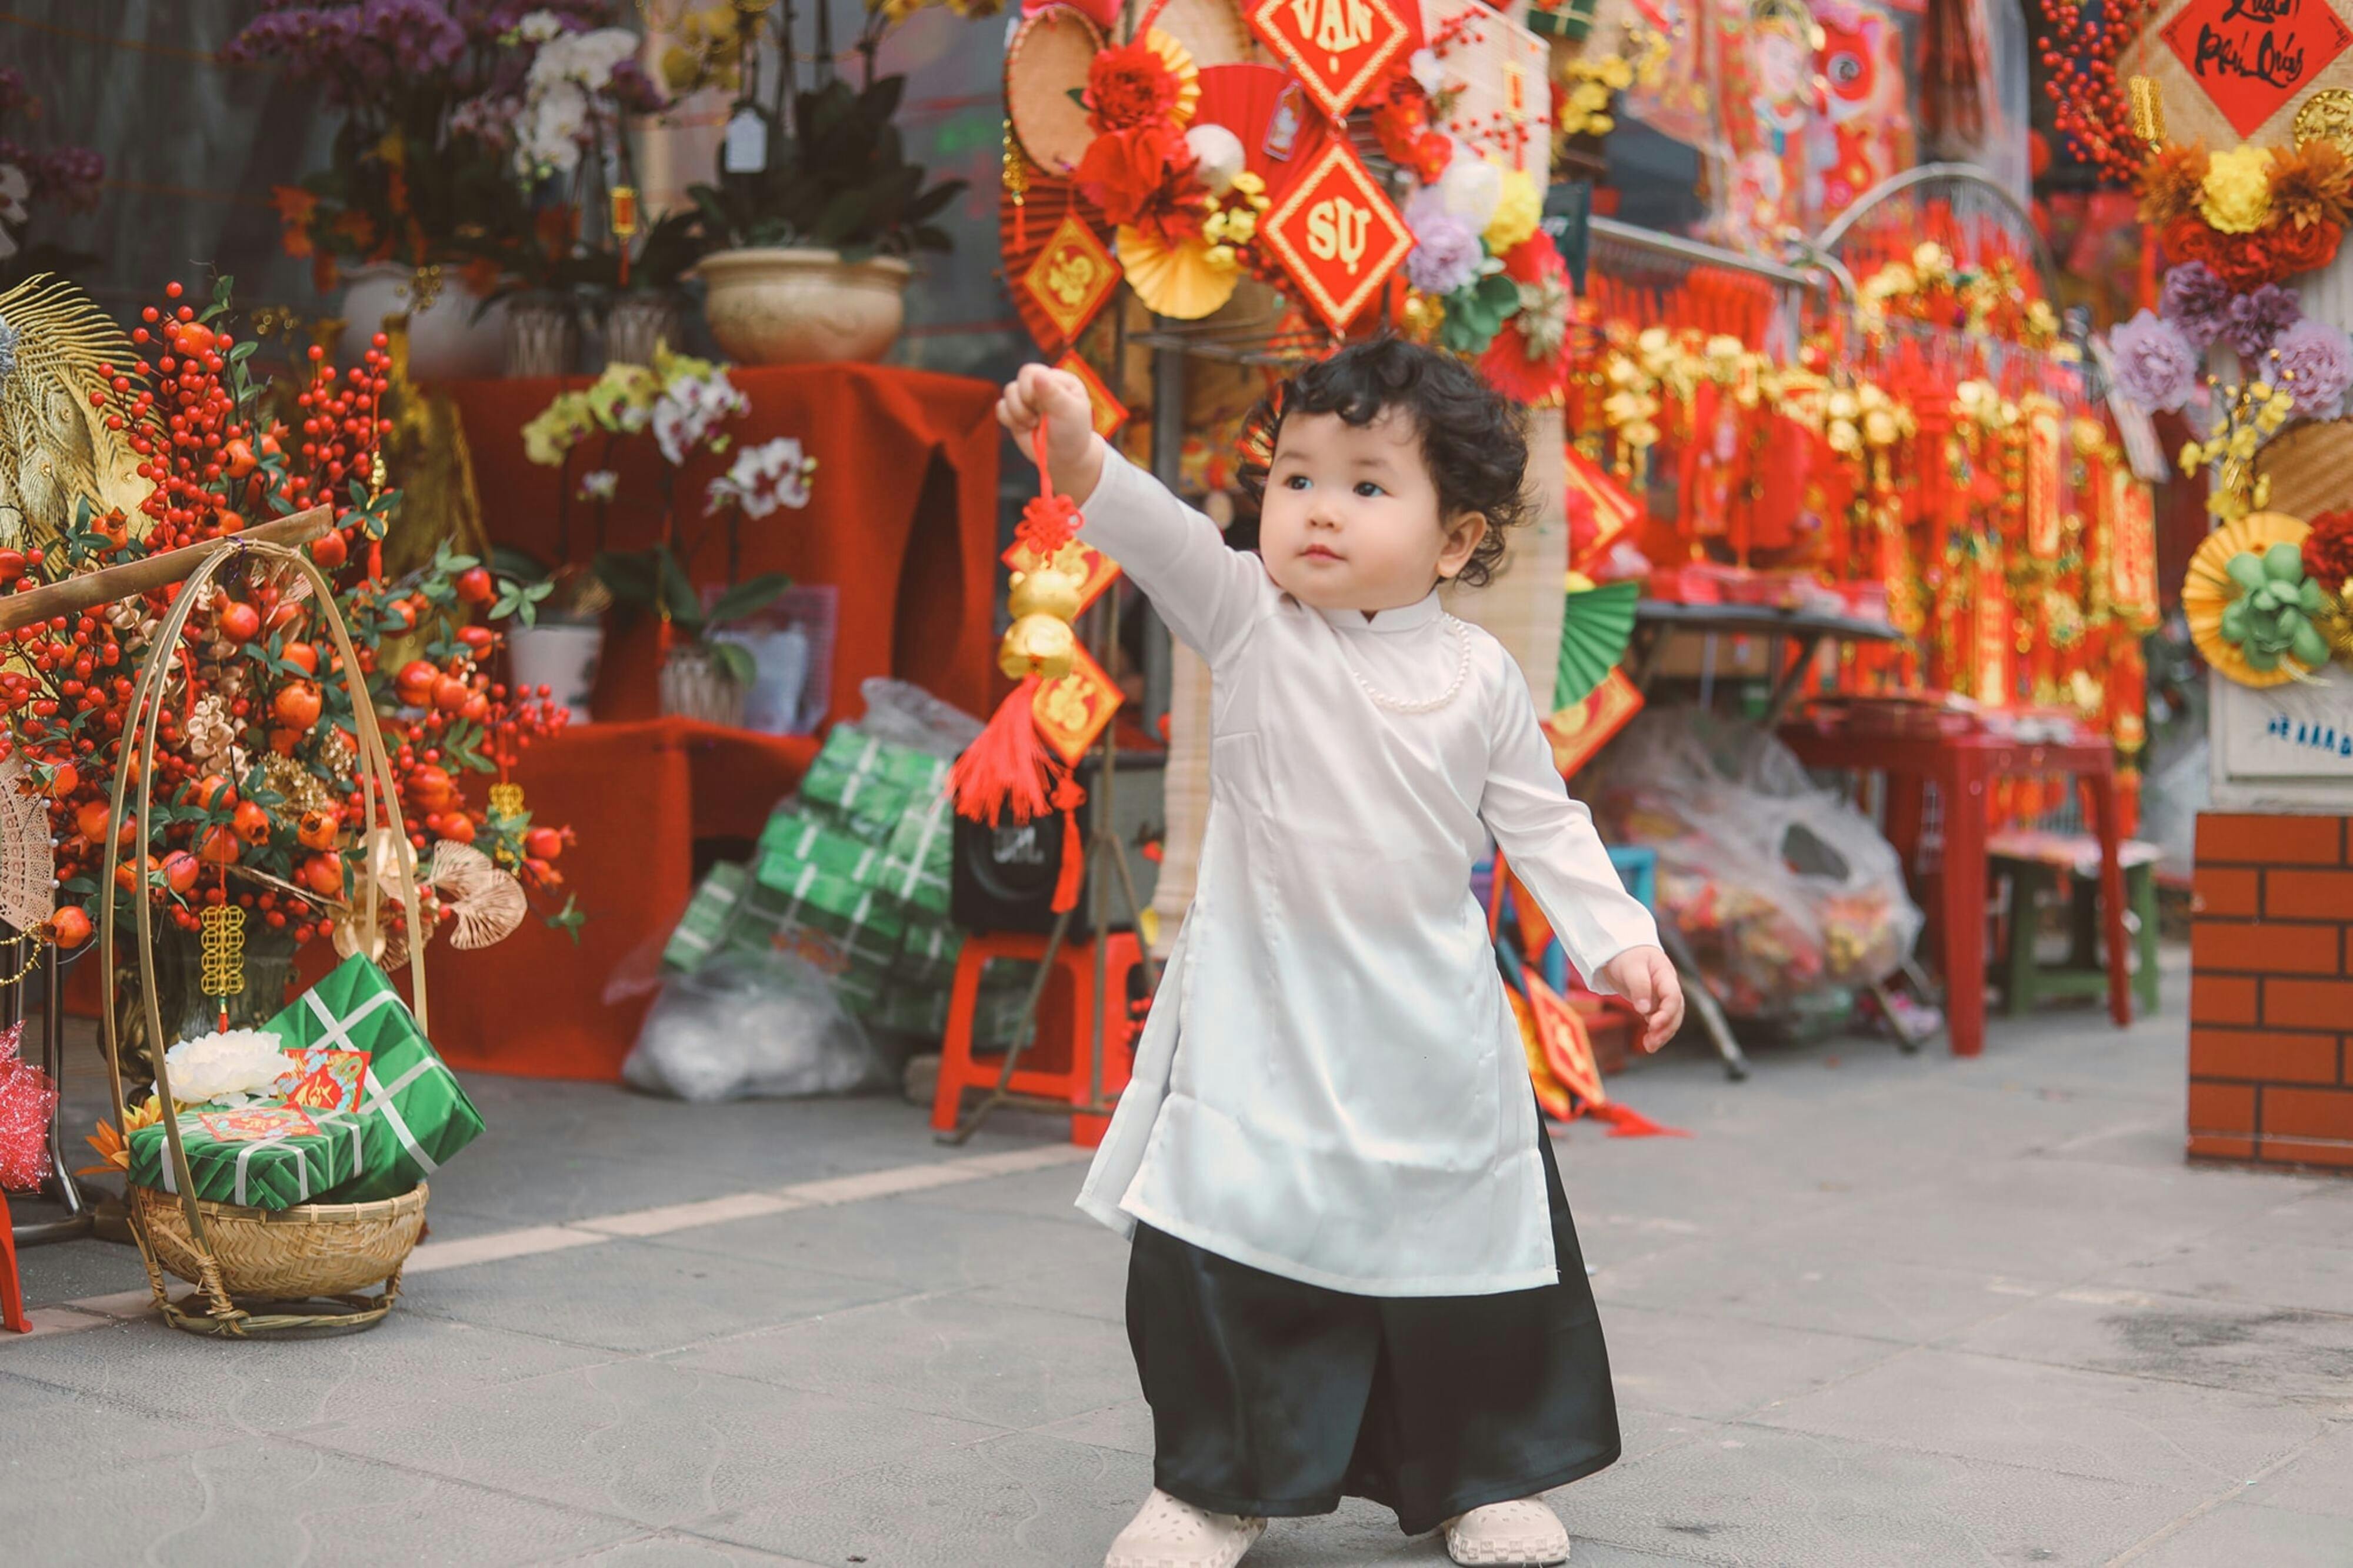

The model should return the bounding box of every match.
[1600,946,1684,1051]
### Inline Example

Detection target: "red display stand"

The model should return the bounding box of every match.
[440,362,1003,725]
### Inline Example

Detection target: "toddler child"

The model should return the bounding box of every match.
[996,340,1682,1568]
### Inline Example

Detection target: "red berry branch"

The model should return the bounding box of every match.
[1,276,579,958]
[2036,0,2167,183]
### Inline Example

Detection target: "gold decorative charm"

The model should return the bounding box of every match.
[199,903,246,999]
[2295,88,2353,154]
[2129,76,2167,151]
[488,782,525,819]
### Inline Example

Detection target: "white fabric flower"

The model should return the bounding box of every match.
[1408,48,1445,95]
[705,436,816,518]
[651,368,749,465]
[162,1029,294,1105]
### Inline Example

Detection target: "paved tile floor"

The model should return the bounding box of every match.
[5,955,2350,1567]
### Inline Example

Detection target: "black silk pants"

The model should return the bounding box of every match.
[1124,1126,1621,1537]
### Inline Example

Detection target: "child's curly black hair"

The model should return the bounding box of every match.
[1234,337,1533,589]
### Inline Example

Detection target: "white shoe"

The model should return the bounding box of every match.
[1443,1497,1571,1565]
[1103,1487,1267,1568]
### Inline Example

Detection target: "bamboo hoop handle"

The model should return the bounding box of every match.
[0,507,330,635]
[99,537,428,1311]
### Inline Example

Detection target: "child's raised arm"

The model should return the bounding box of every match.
[1479,672,1664,994]
[998,364,1274,668]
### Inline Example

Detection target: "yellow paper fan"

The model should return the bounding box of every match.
[1115,226,1239,319]
[1144,27,1202,126]
[2182,511,2316,689]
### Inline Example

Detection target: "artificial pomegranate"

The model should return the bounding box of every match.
[161,850,200,895]
[232,799,272,846]
[47,906,91,949]
[196,826,241,866]
[525,827,564,862]
[217,599,261,643]
[273,681,322,729]
[455,567,494,605]
[407,765,454,812]
[297,806,340,850]
[301,853,345,897]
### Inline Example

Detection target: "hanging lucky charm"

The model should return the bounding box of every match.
[199,902,245,1023]
[951,418,1094,913]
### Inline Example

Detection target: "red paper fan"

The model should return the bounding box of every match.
[1192,68,1334,201]
[1001,175,1122,356]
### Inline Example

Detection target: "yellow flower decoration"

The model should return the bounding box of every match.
[2199,145,2275,234]
[1485,168,1541,253]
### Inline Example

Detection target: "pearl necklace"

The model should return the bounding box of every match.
[1341,613,1472,715]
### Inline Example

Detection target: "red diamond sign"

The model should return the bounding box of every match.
[1248,0,1414,122]
[1258,140,1414,331]
[2161,0,2351,138]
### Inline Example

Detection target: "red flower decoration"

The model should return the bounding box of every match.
[2303,508,2353,593]
[2268,216,2344,279]
[1075,123,1207,238]
[1085,42,1183,134]
[1371,88,1450,184]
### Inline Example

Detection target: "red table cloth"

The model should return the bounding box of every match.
[440,362,1002,725]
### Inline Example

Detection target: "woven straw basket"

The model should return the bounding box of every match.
[131,1182,427,1300]
[96,532,436,1337]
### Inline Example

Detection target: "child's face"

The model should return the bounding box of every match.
[1258,408,1488,613]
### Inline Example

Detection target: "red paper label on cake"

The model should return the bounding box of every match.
[278,1046,372,1115]
[2161,0,2352,138]
[1247,0,1413,121]
[196,1105,321,1143]
[1257,141,1413,331]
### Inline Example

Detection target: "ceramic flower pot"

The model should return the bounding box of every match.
[605,291,683,366]
[658,642,746,727]
[336,262,505,382]
[507,619,605,725]
[504,291,579,378]
[696,247,911,365]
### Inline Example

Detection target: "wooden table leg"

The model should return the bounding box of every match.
[2085,772,2134,1026]
[1941,755,1989,1058]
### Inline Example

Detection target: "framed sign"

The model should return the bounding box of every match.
[2212,672,2353,810]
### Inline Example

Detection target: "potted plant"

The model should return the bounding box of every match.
[591,546,794,724]
[492,546,614,723]
[664,0,979,364]
[228,2,655,379]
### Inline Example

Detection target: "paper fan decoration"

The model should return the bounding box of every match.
[2185,512,2328,688]
[334,826,426,970]
[428,841,527,951]
[1555,579,1641,709]
[1117,226,1242,319]
[1005,5,1104,176]
[1002,175,1121,355]
[1190,65,1336,207]
[0,752,54,938]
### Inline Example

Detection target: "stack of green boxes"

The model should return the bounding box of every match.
[661,724,1035,1045]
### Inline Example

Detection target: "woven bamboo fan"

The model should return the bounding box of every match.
[1155,0,1268,68]
[2254,418,2353,524]
[98,534,432,1338]
[1005,5,1103,176]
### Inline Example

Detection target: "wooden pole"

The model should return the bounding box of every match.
[0,507,332,635]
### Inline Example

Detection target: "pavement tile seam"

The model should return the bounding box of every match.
[2102,1420,2346,1566]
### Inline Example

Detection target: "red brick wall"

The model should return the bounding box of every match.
[2189,813,2353,1171]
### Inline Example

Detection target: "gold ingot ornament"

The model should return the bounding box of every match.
[1007,561,1086,622]
[2297,88,2353,155]
[999,613,1077,681]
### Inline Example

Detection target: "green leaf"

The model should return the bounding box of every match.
[547,894,587,943]
[707,572,792,626]
[709,639,759,688]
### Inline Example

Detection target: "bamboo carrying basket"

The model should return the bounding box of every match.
[94,531,435,1337]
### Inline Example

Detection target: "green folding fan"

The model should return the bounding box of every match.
[1555,579,1642,710]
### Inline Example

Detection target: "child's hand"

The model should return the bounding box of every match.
[1601,945,1684,1051]
[997,363,1105,502]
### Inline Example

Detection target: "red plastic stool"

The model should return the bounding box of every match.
[930,930,1144,1147]
[1,1190,28,1333]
